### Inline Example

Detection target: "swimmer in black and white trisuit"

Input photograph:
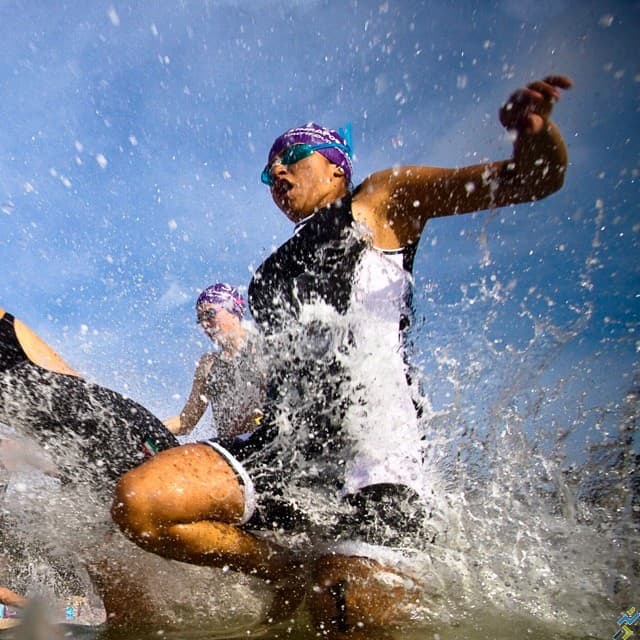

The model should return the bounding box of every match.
[0,308,178,492]
[112,75,572,638]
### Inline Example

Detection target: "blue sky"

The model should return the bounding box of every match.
[0,0,638,445]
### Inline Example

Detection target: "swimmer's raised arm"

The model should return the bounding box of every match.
[353,75,573,249]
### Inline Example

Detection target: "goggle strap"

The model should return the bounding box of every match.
[338,123,353,157]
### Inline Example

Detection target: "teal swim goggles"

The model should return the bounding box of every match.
[260,142,351,187]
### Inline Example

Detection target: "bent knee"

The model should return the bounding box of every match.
[308,555,422,634]
[111,467,157,540]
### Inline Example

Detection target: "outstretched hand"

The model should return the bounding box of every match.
[500,75,572,134]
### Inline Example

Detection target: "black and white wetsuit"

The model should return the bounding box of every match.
[0,312,178,491]
[215,192,427,544]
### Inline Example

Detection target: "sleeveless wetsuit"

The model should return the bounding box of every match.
[216,192,427,543]
[0,312,178,493]
[204,332,264,439]
[0,314,25,372]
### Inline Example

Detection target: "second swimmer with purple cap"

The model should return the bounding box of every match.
[164,283,264,439]
[113,76,572,635]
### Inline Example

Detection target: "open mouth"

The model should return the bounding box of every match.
[273,178,292,197]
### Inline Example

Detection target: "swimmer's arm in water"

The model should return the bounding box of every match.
[0,585,28,609]
[164,353,213,435]
[353,75,572,250]
[0,307,80,377]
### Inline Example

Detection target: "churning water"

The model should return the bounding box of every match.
[0,256,638,640]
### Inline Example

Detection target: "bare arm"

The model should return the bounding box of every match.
[165,354,213,435]
[0,586,28,609]
[353,76,572,249]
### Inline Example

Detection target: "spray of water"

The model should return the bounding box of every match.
[0,210,637,639]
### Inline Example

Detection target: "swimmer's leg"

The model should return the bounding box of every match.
[112,443,294,583]
[86,560,160,630]
[306,483,428,638]
[307,554,422,639]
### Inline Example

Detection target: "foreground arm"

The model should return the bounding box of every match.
[355,76,572,249]
[0,586,28,609]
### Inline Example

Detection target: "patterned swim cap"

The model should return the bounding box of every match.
[267,122,353,185]
[196,283,246,319]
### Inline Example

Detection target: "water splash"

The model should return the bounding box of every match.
[1,227,638,639]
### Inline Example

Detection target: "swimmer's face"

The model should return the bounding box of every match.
[196,304,240,342]
[268,149,348,222]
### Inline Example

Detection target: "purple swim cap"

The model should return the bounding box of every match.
[196,283,246,319]
[267,122,353,185]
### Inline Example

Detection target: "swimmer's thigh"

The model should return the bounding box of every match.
[112,442,245,529]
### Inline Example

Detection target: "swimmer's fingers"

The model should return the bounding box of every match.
[500,75,572,134]
[541,75,573,91]
[499,87,544,134]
